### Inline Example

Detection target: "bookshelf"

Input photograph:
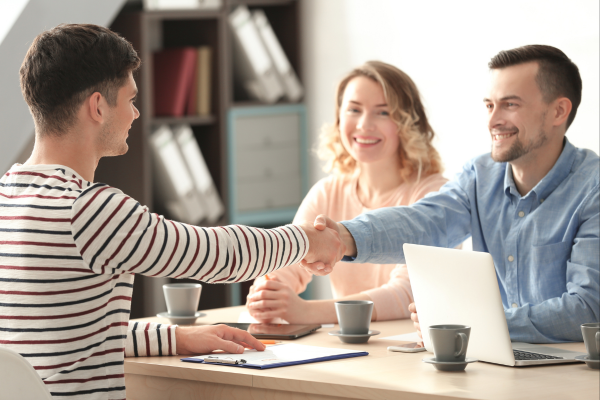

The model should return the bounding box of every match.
[94,0,307,318]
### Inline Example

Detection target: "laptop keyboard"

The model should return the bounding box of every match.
[513,349,563,360]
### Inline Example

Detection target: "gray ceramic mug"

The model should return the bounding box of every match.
[581,323,600,360]
[163,283,202,317]
[429,325,471,362]
[335,300,373,335]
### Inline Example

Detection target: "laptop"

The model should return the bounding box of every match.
[403,244,586,366]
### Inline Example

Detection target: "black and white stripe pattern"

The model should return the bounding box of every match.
[0,164,308,399]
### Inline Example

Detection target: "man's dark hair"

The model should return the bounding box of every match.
[20,24,141,136]
[488,45,582,129]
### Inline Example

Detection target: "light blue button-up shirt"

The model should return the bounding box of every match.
[341,139,599,343]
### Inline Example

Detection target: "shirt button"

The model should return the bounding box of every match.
[518,211,525,217]
[511,303,518,308]
[508,255,514,262]
[540,199,544,203]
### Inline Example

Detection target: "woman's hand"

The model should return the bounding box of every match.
[175,324,266,355]
[408,302,424,345]
[246,276,309,324]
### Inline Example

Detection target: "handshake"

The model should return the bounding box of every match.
[297,215,357,276]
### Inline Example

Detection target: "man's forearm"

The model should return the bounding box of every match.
[505,290,597,343]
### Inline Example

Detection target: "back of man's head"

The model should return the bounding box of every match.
[20,24,141,136]
[488,45,582,130]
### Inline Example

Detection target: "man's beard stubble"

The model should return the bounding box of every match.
[99,119,128,157]
[491,113,548,163]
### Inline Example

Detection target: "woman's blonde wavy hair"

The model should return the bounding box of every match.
[318,61,443,181]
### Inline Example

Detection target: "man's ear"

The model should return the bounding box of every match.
[551,97,572,128]
[87,92,107,124]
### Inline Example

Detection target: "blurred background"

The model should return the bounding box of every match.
[1,0,598,317]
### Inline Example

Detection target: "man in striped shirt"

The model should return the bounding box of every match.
[0,24,344,399]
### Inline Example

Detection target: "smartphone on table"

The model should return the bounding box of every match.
[387,342,427,353]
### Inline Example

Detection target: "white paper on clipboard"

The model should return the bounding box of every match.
[183,343,367,368]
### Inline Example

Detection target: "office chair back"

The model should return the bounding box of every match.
[0,346,53,399]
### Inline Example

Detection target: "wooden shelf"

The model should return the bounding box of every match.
[231,0,296,6]
[231,100,303,109]
[144,9,222,20]
[151,115,217,126]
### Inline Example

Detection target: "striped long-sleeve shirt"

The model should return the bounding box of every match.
[0,163,309,399]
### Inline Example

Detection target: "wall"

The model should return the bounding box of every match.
[0,0,126,174]
[300,0,599,299]
[0,1,29,44]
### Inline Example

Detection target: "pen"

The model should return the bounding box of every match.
[204,356,247,365]
[258,340,281,345]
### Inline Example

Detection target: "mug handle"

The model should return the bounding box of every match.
[595,331,600,353]
[455,333,468,358]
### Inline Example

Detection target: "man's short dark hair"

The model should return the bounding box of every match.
[20,24,141,136]
[488,45,582,129]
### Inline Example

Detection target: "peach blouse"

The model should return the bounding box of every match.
[269,172,448,321]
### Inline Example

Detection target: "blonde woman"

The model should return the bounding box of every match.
[246,61,446,323]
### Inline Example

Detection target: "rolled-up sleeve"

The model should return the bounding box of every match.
[341,167,475,265]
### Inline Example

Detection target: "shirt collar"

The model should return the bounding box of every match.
[8,163,85,182]
[503,137,576,201]
[502,165,515,200]
[532,137,576,201]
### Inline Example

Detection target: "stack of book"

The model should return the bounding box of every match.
[229,5,304,104]
[153,46,212,117]
[150,124,224,224]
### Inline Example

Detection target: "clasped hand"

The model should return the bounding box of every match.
[297,214,347,276]
[246,275,308,324]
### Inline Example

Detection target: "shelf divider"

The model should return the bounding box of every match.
[151,115,217,126]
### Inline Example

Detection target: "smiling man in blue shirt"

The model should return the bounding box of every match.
[309,45,599,343]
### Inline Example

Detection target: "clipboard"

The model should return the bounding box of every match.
[181,343,368,369]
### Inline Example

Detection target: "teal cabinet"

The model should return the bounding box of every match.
[227,104,309,226]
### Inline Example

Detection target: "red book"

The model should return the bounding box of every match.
[186,51,198,116]
[153,47,198,117]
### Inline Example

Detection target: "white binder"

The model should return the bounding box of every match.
[172,124,224,223]
[149,125,206,224]
[196,46,212,116]
[229,5,284,103]
[252,9,303,102]
[144,0,221,10]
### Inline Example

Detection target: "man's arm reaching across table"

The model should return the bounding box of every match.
[71,185,345,358]
[314,182,600,343]
[71,184,345,282]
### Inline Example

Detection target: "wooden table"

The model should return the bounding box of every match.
[125,306,598,400]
